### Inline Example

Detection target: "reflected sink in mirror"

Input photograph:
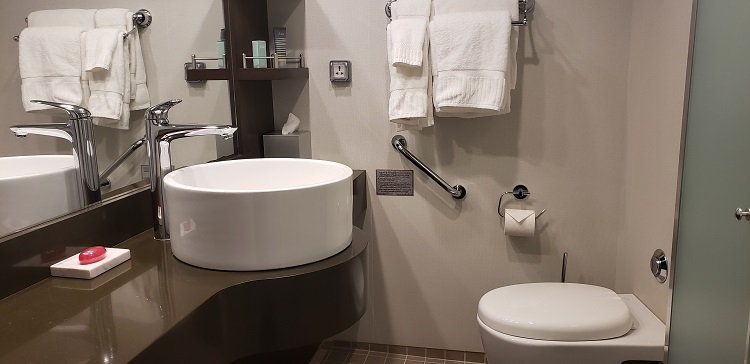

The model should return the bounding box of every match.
[0,155,82,236]
[163,158,353,271]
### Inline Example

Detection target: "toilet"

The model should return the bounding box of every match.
[477,283,665,364]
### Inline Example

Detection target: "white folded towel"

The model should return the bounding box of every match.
[388,24,434,130]
[430,11,513,117]
[89,8,131,129]
[433,0,519,19]
[28,9,96,29]
[23,10,94,113]
[128,12,150,111]
[389,0,431,67]
[87,29,127,122]
[19,27,86,112]
[94,8,130,29]
[84,28,120,72]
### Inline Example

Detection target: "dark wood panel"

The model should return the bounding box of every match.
[223,0,275,158]
[185,68,231,81]
[236,67,309,81]
[219,0,310,158]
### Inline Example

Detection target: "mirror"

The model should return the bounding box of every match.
[0,0,232,238]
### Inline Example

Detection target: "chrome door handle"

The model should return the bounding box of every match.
[735,207,750,221]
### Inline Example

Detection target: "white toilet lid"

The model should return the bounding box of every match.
[478,283,633,341]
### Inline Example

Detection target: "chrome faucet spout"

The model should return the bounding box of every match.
[144,100,238,240]
[159,125,238,143]
[8,101,101,207]
[10,123,73,141]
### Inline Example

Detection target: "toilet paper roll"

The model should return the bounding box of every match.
[504,209,536,237]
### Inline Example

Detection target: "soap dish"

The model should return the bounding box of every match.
[50,248,131,280]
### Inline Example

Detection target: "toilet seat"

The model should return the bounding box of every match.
[477,285,666,364]
[478,283,632,341]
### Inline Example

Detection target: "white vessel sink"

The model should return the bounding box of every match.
[0,155,81,236]
[163,158,353,271]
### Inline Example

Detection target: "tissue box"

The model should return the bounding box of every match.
[263,131,311,158]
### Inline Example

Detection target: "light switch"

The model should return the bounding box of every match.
[330,60,351,83]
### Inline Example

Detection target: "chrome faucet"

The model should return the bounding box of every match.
[9,100,101,207]
[144,99,237,240]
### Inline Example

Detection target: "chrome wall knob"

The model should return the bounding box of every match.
[650,249,668,283]
[735,207,750,221]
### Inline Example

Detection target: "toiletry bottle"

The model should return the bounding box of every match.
[217,29,226,69]
[252,40,268,68]
[273,27,287,68]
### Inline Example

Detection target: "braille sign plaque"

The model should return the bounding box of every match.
[376,169,414,196]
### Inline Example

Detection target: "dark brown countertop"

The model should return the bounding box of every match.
[0,227,368,363]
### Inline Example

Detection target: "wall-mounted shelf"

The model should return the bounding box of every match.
[185,68,308,82]
[236,68,309,81]
[185,68,231,82]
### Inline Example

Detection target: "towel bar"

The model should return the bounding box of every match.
[391,135,467,200]
[13,8,152,42]
[386,0,535,26]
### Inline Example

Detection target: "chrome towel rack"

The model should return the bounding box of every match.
[386,0,535,26]
[391,135,467,200]
[13,9,152,42]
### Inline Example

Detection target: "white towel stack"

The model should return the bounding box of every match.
[19,27,87,112]
[27,9,97,28]
[89,8,132,128]
[387,0,520,125]
[430,11,511,117]
[129,23,150,111]
[19,8,150,129]
[388,0,433,131]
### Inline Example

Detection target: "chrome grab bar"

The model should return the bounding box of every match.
[391,135,467,200]
[99,137,146,183]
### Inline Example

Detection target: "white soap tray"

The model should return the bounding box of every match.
[50,248,131,280]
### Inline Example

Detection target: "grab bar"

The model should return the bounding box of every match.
[99,136,146,186]
[391,135,467,200]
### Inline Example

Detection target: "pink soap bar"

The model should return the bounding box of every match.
[78,246,107,265]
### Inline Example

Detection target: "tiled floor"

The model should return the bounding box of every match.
[309,341,486,364]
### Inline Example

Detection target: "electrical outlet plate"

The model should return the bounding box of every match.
[141,165,150,181]
[330,60,351,83]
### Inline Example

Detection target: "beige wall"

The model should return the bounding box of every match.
[0,0,231,190]
[616,0,693,321]
[272,0,652,352]
[1,0,693,354]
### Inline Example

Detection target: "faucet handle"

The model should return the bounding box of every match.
[30,100,91,120]
[146,99,182,124]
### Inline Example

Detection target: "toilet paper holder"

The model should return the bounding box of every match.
[498,185,546,220]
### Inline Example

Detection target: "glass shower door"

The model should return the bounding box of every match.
[668,0,750,363]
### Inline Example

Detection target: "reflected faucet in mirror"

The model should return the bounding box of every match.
[144,99,237,241]
[9,100,102,207]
